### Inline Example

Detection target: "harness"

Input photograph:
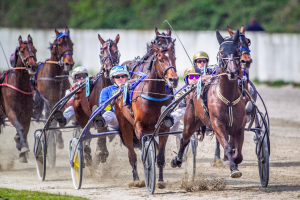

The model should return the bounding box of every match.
[216,86,242,127]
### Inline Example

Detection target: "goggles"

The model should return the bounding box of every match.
[195,60,207,64]
[75,74,88,79]
[113,74,127,79]
[188,75,200,80]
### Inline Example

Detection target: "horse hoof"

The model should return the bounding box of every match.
[156,181,166,189]
[19,153,28,163]
[231,169,242,178]
[84,153,93,167]
[211,158,223,167]
[20,146,30,154]
[170,158,181,168]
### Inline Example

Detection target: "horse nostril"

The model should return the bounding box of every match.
[169,78,174,82]
[241,60,246,64]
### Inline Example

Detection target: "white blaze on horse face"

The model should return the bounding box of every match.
[165,53,169,57]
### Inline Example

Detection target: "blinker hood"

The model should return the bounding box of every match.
[220,40,239,58]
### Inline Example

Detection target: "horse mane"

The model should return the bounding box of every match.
[48,42,53,51]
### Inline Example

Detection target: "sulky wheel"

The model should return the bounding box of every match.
[35,131,46,181]
[184,134,197,180]
[143,140,156,194]
[256,113,269,187]
[46,130,56,168]
[69,138,83,189]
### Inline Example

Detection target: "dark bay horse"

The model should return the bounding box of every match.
[0,35,37,163]
[172,30,246,178]
[114,40,178,184]
[73,34,120,166]
[35,27,74,167]
[213,26,256,164]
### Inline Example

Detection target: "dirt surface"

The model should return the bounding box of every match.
[0,85,300,200]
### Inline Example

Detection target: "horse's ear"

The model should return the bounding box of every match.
[152,43,159,52]
[113,34,120,44]
[167,41,174,51]
[240,25,245,34]
[28,34,33,43]
[233,30,239,44]
[167,28,171,36]
[98,34,105,45]
[216,30,224,45]
[155,27,160,36]
[65,27,70,35]
[54,28,60,36]
[18,35,22,45]
[227,26,234,36]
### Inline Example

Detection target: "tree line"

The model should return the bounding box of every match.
[1,0,299,33]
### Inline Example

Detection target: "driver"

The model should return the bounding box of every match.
[93,65,129,130]
[193,51,210,74]
[54,66,88,127]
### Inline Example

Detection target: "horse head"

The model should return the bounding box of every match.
[98,34,120,78]
[216,29,240,81]
[51,27,74,72]
[16,35,38,75]
[152,41,178,88]
[153,27,176,52]
[228,25,252,70]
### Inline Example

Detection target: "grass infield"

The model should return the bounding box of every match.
[0,188,89,200]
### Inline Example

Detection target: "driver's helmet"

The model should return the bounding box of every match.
[193,51,209,64]
[183,66,201,84]
[109,65,129,84]
[71,66,88,82]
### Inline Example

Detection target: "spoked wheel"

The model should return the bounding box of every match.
[46,130,56,168]
[256,113,269,187]
[143,139,156,194]
[69,138,83,189]
[184,134,197,180]
[35,131,46,181]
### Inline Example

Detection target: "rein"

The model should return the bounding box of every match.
[0,69,33,95]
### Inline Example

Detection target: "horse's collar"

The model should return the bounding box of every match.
[216,85,242,127]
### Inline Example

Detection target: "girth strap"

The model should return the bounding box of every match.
[216,86,242,127]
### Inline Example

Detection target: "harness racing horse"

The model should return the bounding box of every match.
[73,34,120,166]
[35,27,74,167]
[172,30,246,178]
[213,26,256,164]
[115,40,178,185]
[0,35,37,163]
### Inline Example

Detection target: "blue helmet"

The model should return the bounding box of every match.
[109,65,129,84]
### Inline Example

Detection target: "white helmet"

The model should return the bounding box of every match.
[72,66,88,82]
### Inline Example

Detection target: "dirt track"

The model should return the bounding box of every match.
[0,85,300,200]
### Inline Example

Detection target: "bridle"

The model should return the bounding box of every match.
[18,42,37,68]
[152,34,176,55]
[238,33,251,57]
[217,41,240,72]
[53,32,73,67]
[99,39,120,68]
[153,47,176,83]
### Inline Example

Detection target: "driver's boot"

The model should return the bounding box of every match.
[53,111,66,127]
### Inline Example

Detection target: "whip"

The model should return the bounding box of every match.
[0,42,10,69]
[163,20,193,65]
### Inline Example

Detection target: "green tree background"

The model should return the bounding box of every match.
[1,0,300,32]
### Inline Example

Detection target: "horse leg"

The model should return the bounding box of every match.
[52,121,64,149]
[232,129,244,167]
[83,137,92,167]
[94,137,109,165]
[157,135,168,183]
[215,129,241,178]
[9,116,29,163]
[214,138,221,161]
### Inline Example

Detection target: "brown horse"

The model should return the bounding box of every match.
[172,30,246,178]
[73,34,120,166]
[213,26,256,163]
[114,39,178,184]
[0,35,37,163]
[35,27,74,167]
